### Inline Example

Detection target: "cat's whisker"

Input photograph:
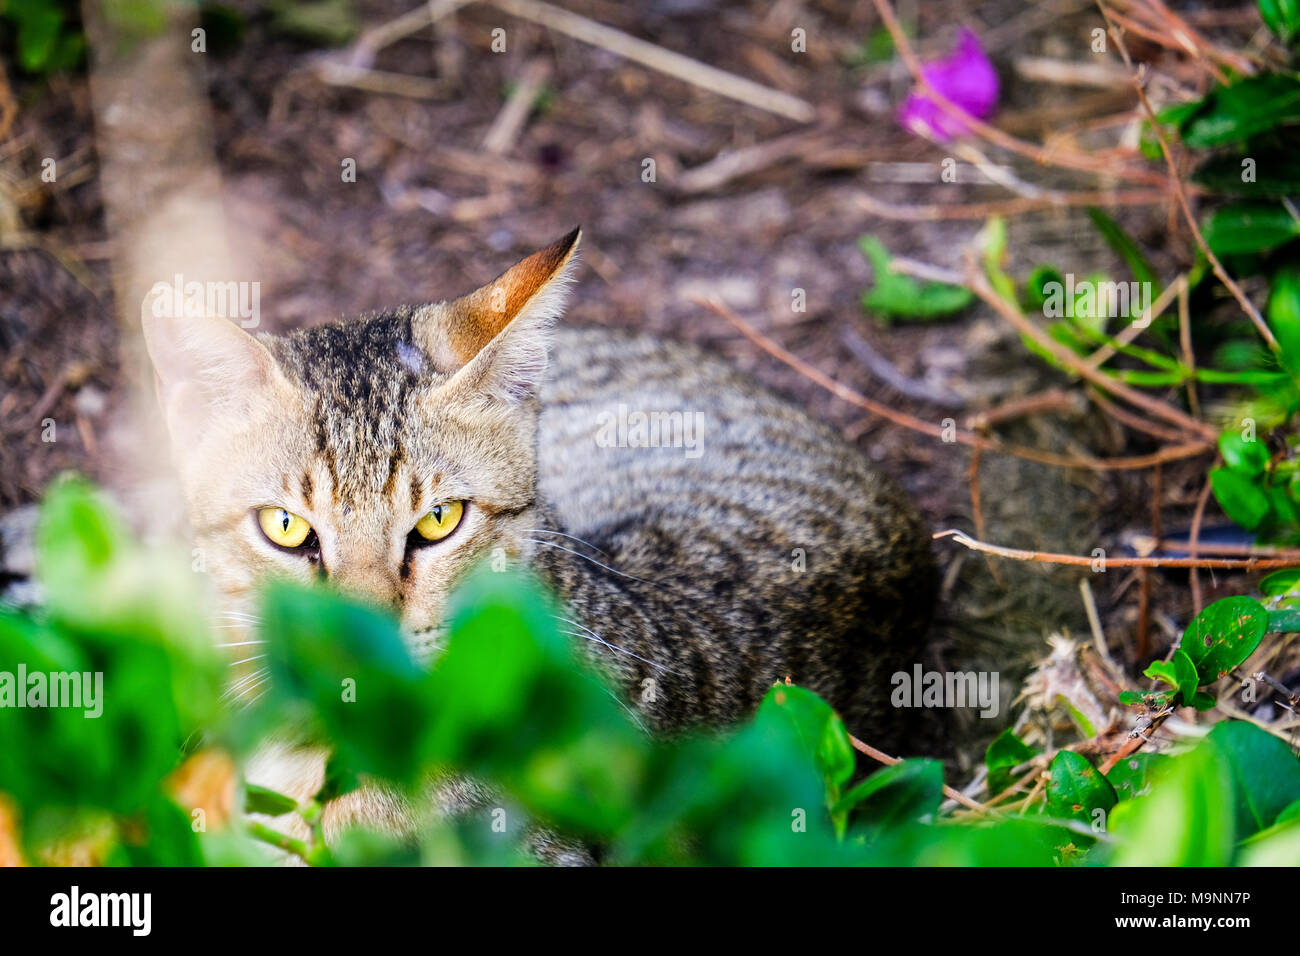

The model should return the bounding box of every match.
[221,667,270,701]
[524,538,662,588]
[212,640,267,648]
[238,685,272,710]
[594,679,648,732]
[213,611,262,623]
[228,679,270,708]
[228,654,267,666]
[220,676,266,697]
[557,626,682,676]
[553,614,681,674]
[523,528,612,557]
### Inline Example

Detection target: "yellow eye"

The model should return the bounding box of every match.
[257,507,313,549]
[415,500,465,542]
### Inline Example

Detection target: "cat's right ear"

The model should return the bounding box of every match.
[416,227,581,404]
[140,295,281,437]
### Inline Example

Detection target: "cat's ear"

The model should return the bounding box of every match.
[140,301,281,436]
[419,227,581,403]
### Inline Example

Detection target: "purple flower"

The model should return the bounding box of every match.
[897,28,999,141]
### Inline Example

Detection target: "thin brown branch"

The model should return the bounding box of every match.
[0,59,15,145]
[936,527,1300,570]
[853,189,1175,222]
[1085,386,1191,444]
[965,262,1218,442]
[698,297,1213,472]
[487,0,815,122]
[1116,0,1256,77]
[1098,711,1170,774]
[1188,469,1215,613]
[968,440,1002,585]
[1105,8,1230,85]
[848,733,997,814]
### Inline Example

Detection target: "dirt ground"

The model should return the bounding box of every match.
[0,0,1268,761]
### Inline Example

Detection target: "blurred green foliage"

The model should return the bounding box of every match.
[0,0,84,74]
[1,480,1299,865]
[858,234,974,324]
[0,0,355,76]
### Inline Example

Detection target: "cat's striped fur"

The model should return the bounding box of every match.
[536,327,934,736]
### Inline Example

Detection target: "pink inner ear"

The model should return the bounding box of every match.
[162,379,211,437]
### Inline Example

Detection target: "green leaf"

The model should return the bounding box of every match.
[1276,797,1300,825]
[1219,431,1271,475]
[1268,607,1300,632]
[1045,750,1117,828]
[1178,74,1300,148]
[1142,659,1178,688]
[244,784,300,818]
[1105,752,1171,801]
[1086,207,1160,295]
[1206,721,1300,838]
[269,0,359,46]
[1024,264,1063,312]
[1266,484,1300,531]
[762,684,855,832]
[1210,467,1270,530]
[858,235,973,323]
[0,481,223,816]
[1194,148,1300,198]
[985,728,1037,796]
[1118,689,1168,708]
[261,583,436,785]
[1269,268,1300,378]
[15,4,62,72]
[425,567,650,839]
[1259,0,1300,44]
[1203,204,1300,256]
[1237,815,1300,865]
[1179,595,1269,683]
[981,216,1017,303]
[1109,744,1236,865]
[1143,649,1201,706]
[832,758,944,832]
[1261,568,1300,597]
[117,796,204,867]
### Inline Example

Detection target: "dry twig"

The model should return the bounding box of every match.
[935,528,1300,571]
[699,297,1213,472]
[848,734,998,814]
[487,0,816,122]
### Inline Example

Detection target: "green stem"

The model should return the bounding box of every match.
[247,821,312,859]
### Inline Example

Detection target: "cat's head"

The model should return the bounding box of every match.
[141,228,580,658]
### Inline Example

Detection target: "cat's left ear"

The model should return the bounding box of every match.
[419,227,581,403]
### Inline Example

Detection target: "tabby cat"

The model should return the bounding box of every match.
[141,228,935,841]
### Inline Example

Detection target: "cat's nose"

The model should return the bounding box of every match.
[327,561,402,612]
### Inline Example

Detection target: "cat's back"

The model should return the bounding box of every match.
[537,326,935,734]
[539,326,923,565]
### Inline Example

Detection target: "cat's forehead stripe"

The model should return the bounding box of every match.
[382,447,402,503]
[268,310,431,509]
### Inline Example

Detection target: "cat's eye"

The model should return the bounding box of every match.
[414,500,465,542]
[257,507,314,549]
